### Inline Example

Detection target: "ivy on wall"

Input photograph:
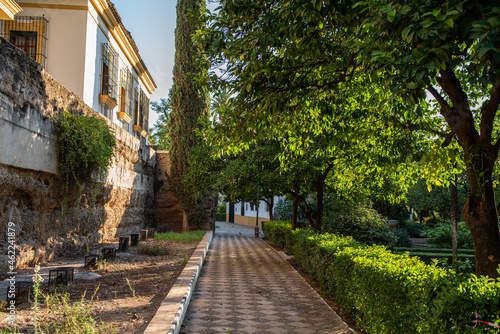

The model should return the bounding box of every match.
[54,111,116,227]
[55,111,116,188]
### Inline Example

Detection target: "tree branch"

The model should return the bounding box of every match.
[481,84,500,143]
[426,85,452,117]
[441,131,456,148]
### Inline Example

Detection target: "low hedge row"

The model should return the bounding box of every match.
[263,221,500,334]
[394,247,475,254]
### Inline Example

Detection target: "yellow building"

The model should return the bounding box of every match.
[0,0,156,141]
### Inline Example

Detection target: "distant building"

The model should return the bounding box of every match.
[0,0,156,142]
[226,196,281,229]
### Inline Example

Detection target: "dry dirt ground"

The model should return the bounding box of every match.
[0,238,199,333]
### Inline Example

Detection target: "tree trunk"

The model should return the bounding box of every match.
[291,195,298,230]
[268,197,274,222]
[462,150,500,278]
[314,179,325,231]
[298,201,315,227]
[450,172,458,270]
[430,65,500,278]
[182,210,189,232]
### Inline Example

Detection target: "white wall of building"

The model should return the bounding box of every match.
[83,2,100,113]
[16,0,153,140]
[18,5,88,98]
[228,196,281,220]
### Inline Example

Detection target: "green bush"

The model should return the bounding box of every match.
[137,243,170,256]
[262,220,291,248]
[392,228,412,247]
[423,221,474,249]
[273,198,308,221]
[155,230,206,242]
[215,213,226,221]
[216,203,226,215]
[54,111,116,190]
[322,199,395,246]
[398,220,428,238]
[215,203,227,221]
[264,221,500,334]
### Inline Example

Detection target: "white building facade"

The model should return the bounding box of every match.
[226,196,281,229]
[0,0,156,141]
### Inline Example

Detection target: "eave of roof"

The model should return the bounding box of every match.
[91,0,157,94]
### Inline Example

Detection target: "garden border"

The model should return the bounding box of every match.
[143,230,213,334]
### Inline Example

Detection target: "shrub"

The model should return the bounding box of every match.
[273,198,308,221]
[155,230,206,242]
[322,199,395,246]
[215,203,227,221]
[215,213,226,221]
[54,111,116,191]
[217,203,226,215]
[137,243,170,256]
[392,228,412,247]
[398,219,428,238]
[262,220,291,248]
[423,221,474,249]
[264,221,500,334]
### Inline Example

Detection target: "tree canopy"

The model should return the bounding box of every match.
[168,0,210,230]
[196,0,500,277]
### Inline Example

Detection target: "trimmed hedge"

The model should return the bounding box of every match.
[264,221,500,334]
[395,247,475,255]
[215,213,226,221]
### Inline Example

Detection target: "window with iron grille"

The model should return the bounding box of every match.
[0,15,48,67]
[139,88,149,131]
[101,43,118,101]
[119,69,130,114]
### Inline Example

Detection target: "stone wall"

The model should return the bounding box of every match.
[154,151,184,232]
[154,151,216,232]
[0,38,156,272]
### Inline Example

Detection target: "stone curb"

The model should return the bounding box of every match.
[143,231,213,334]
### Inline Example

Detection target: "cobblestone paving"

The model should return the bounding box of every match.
[181,223,355,334]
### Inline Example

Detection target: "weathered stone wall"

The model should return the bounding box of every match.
[0,38,155,273]
[154,151,216,232]
[154,151,184,232]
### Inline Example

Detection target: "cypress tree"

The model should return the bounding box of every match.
[168,0,210,230]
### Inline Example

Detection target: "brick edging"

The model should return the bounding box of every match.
[143,231,213,334]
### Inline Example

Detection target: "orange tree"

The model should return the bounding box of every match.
[197,0,500,277]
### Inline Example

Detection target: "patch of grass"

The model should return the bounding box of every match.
[96,258,109,271]
[31,283,114,334]
[125,278,136,298]
[155,230,205,242]
[0,300,7,312]
[137,243,170,256]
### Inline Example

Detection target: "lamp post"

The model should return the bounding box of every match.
[255,187,260,238]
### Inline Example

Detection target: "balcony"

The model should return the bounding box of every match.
[133,124,147,138]
[98,93,118,109]
[117,111,132,123]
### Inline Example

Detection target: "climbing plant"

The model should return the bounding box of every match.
[54,111,116,224]
[55,111,116,188]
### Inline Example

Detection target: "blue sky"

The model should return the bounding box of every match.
[114,0,218,127]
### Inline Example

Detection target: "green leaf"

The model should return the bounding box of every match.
[415,70,425,82]
[402,26,412,41]
[444,17,454,28]
[406,82,417,89]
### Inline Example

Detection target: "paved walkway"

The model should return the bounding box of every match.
[180,222,355,334]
